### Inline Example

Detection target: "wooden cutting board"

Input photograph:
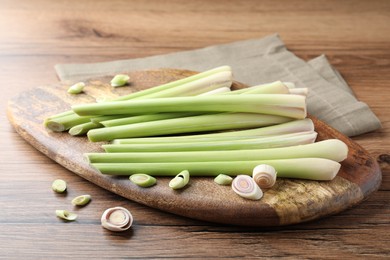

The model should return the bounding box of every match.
[7,69,382,226]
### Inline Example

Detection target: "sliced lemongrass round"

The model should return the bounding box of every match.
[110,74,130,87]
[169,170,190,190]
[101,207,133,232]
[214,174,233,185]
[51,179,67,193]
[232,175,263,200]
[129,173,157,187]
[71,194,91,206]
[56,210,77,221]
[252,164,277,189]
[67,82,85,94]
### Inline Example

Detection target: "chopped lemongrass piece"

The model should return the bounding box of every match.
[101,207,133,232]
[91,158,342,181]
[87,113,292,142]
[87,140,348,164]
[56,210,77,221]
[72,94,307,119]
[51,179,67,193]
[214,174,233,185]
[232,175,263,200]
[129,174,157,188]
[110,74,130,87]
[102,132,317,153]
[169,170,190,190]
[67,82,85,94]
[289,88,309,96]
[252,164,277,189]
[71,195,91,206]
[112,119,315,144]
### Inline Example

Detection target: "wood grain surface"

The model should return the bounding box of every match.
[1,0,389,259]
[7,69,382,227]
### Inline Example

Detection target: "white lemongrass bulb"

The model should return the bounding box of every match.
[101,207,133,232]
[232,175,263,200]
[252,164,277,189]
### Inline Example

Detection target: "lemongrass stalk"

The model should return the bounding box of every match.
[283,82,296,89]
[289,88,309,96]
[199,87,231,95]
[115,66,231,101]
[90,115,133,124]
[45,66,232,131]
[69,122,102,136]
[112,119,314,144]
[103,132,317,152]
[72,94,307,119]
[224,81,288,95]
[86,139,348,164]
[99,83,290,128]
[93,85,230,127]
[45,110,75,120]
[45,114,91,132]
[87,113,292,142]
[100,112,199,127]
[91,157,341,181]
[137,70,232,99]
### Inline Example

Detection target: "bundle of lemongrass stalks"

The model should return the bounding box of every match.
[45,66,348,182]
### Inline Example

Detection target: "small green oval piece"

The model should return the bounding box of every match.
[169,170,190,190]
[67,82,85,94]
[214,174,233,185]
[71,195,91,206]
[129,174,157,188]
[52,179,67,193]
[110,74,130,87]
[56,210,77,221]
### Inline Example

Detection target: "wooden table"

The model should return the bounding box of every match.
[1,0,389,258]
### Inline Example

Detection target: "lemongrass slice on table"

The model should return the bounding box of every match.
[101,207,133,232]
[56,210,77,221]
[252,164,277,189]
[51,179,67,193]
[214,174,233,185]
[169,170,190,190]
[71,195,92,206]
[232,175,263,200]
[129,174,156,187]
[110,74,130,87]
[67,82,85,94]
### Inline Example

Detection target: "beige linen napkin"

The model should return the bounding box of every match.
[55,34,381,136]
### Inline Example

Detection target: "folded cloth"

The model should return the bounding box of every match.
[55,34,381,136]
